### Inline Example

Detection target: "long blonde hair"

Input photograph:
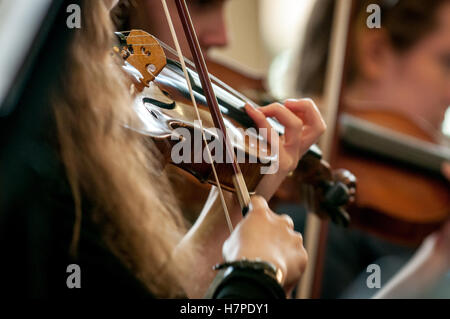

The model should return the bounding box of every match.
[53,0,188,297]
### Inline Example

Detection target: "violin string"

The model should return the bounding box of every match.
[160,0,234,234]
[158,40,257,108]
[121,35,257,108]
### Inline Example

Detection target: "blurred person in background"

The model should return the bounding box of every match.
[280,0,450,298]
[112,0,229,60]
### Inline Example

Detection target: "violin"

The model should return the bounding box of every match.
[114,28,355,224]
[334,108,450,245]
[117,30,276,193]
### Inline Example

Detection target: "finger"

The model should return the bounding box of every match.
[292,233,307,266]
[442,162,450,181]
[284,99,321,125]
[298,244,308,273]
[280,214,294,229]
[294,231,303,246]
[258,103,304,131]
[248,195,270,216]
[244,104,274,144]
[284,99,326,144]
[258,104,304,146]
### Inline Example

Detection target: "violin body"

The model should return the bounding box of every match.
[334,109,450,245]
[131,61,275,192]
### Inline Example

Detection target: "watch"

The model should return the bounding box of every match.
[213,258,284,286]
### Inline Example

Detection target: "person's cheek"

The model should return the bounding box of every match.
[428,56,450,114]
[411,57,440,112]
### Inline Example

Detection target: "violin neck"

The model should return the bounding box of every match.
[165,59,323,161]
[340,113,450,176]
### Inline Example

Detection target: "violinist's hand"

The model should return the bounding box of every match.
[176,99,323,297]
[223,196,308,294]
[245,99,326,200]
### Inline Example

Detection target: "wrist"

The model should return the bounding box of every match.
[214,258,285,286]
[255,173,286,201]
[205,259,286,298]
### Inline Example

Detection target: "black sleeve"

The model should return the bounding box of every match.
[211,268,286,299]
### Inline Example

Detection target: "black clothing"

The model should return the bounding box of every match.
[211,268,285,299]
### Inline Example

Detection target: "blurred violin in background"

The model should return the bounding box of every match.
[334,108,450,246]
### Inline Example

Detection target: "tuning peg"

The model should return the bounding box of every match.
[321,182,352,227]
[324,182,350,207]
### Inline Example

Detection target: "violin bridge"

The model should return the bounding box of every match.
[118,30,167,87]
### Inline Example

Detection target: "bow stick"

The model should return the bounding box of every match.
[160,0,252,231]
